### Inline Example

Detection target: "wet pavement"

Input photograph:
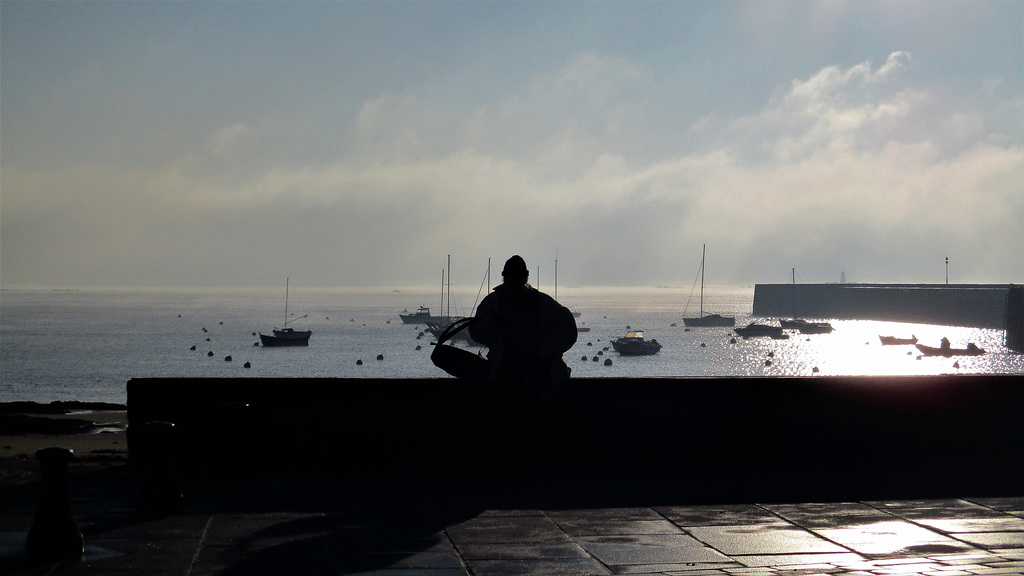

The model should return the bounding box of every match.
[0,464,1021,575]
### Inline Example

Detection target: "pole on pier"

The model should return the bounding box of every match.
[945,257,949,285]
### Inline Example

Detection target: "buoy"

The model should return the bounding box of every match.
[670,323,677,327]
[253,342,259,346]
[587,342,593,346]
[812,366,819,373]
[376,354,384,361]
[224,356,232,362]
[415,345,422,350]
[729,338,737,344]
[597,350,603,355]
[953,361,960,369]
[205,337,211,342]
[386,320,391,324]
[767,351,774,357]
[219,321,223,325]
[207,351,214,357]
[243,361,251,368]
[604,358,612,366]
[251,332,256,336]
[592,356,599,362]
[356,359,363,365]
[700,343,706,348]
[582,355,588,361]
[190,345,196,351]
[764,360,772,366]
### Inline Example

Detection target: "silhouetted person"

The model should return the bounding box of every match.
[470,255,577,397]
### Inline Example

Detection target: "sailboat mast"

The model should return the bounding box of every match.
[699,244,706,318]
[284,277,289,327]
[447,254,451,317]
[554,253,558,301]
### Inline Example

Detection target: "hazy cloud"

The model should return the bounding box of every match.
[2,2,1020,288]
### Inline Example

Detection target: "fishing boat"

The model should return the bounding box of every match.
[879,335,918,345]
[611,330,662,355]
[734,323,784,339]
[259,278,311,347]
[916,342,985,357]
[399,306,448,325]
[682,245,735,327]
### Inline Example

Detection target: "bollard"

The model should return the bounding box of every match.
[136,421,184,517]
[26,447,84,563]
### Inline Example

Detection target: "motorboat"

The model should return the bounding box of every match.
[916,342,985,357]
[734,323,784,339]
[879,335,918,345]
[780,318,834,334]
[399,306,449,325]
[611,330,662,355]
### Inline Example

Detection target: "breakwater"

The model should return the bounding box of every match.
[752,283,1013,329]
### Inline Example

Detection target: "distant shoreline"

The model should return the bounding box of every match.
[0,400,127,414]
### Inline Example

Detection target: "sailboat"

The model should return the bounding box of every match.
[259,278,311,347]
[779,268,833,334]
[682,245,736,327]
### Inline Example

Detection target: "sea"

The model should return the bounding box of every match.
[2,285,1021,406]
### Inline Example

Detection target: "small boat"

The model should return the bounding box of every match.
[682,245,736,327]
[879,335,918,345]
[399,306,449,325]
[734,323,784,338]
[259,327,311,347]
[259,278,311,347]
[916,342,985,357]
[611,330,662,355]
[781,318,834,334]
[425,318,479,345]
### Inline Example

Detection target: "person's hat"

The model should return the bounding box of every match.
[502,255,529,278]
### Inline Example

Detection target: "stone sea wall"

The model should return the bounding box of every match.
[127,375,1024,503]
[752,283,1012,328]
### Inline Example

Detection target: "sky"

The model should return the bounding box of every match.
[2,0,1021,289]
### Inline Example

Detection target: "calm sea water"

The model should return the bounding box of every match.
[1,286,1021,405]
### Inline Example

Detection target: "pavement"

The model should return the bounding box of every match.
[1,458,1022,576]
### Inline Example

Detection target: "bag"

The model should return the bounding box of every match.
[430,317,489,381]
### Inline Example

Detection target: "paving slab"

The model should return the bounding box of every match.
[816,520,972,556]
[576,533,730,565]
[685,524,847,555]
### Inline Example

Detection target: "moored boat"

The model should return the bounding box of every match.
[916,342,985,357]
[259,327,311,347]
[879,335,918,345]
[781,318,834,334]
[259,278,310,347]
[611,330,662,355]
[399,306,449,325]
[682,245,736,327]
[734,323,784,338]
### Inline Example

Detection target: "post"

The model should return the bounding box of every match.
[945,257,949,285]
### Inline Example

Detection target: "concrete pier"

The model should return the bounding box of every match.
[752,283,1012,328]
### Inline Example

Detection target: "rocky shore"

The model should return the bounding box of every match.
[0,401,128,489]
